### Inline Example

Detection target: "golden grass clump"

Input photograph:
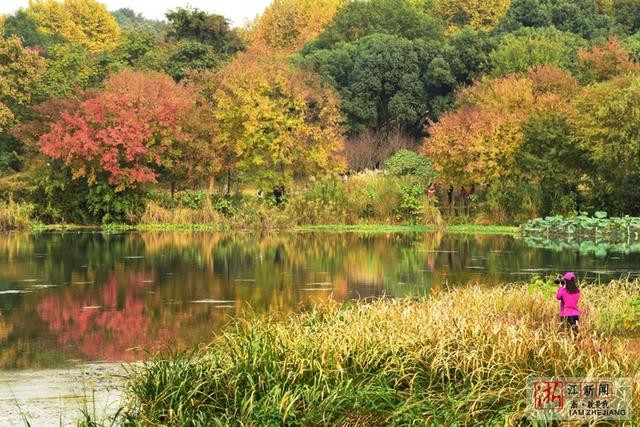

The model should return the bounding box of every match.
[124,282,640,426]
[140,201,221,226]
[0,200,33,231]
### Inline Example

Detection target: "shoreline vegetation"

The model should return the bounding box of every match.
[4,0,640,239]
[24,223,519,235]
[85,280,639,425]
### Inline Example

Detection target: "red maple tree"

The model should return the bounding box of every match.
[39,70,208,190]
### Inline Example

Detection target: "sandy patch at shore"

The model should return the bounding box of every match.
[0,363,125,426]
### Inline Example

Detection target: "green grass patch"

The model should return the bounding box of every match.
[28,222,519,235]
[294,223,519,235]
[29,223,99,232]
[102,223,226,232]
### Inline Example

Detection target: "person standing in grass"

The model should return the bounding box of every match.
[556,272,580,334]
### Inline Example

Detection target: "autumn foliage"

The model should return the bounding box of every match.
[577,37,640,82]
[434,0,511,34]
[38,71,202,190]
[26,0,122,52]
[199,52,346,188]
[0,36,45,132]
[423,74,534,184]
[423,66,584,218]
[249,0,346,51]
[4,0,640,223]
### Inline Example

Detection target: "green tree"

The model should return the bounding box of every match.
[303,34,452,134]
[444,27,497,84]
[496,0,622,39]
[113,30,157,67]
[384,149,437,182]
[111,8,165,35]
[623,30,640,60]
[571,75,640,214]
[165,7,243,55]
[611,0,640,33]
[163,40,219,81]
[490,27,586,75]
[38,43,103,98]
[124,8,243,82]
[301,0,443,53]
[2,9,59,48]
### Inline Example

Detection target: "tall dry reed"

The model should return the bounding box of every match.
[0,200,33,231]
[124,282,640,425]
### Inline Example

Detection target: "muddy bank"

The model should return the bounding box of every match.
[0,363,125,426]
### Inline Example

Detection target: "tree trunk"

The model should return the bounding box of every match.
[225,170,231,197]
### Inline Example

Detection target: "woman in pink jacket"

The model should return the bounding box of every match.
[556,272,580,335]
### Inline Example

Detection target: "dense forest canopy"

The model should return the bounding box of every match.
[3,0,640,224]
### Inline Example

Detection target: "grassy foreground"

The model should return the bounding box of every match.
[115,281,639,426]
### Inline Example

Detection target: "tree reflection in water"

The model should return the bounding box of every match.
[0,231,638,368]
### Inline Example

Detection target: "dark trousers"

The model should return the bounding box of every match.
[561,316,579,335]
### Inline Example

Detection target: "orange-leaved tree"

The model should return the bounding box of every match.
[423,73,533,185]
[577,37,640,83]
[422,67,581,219]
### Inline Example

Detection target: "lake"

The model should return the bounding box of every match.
[1,231,640,370]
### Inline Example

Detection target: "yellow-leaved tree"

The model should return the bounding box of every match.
[0,36,46,133]
[26,0,121,52]
[249,0,346,52]
[194,52,346,192]
[597,0,614,15]
[434,0,511,34]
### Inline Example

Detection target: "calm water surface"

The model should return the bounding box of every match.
[1,231,639,369]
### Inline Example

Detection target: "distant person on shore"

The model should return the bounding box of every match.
[556,272,580,335]
[460,186,469,212]
[447,185,453,204]
[427,183,436,199]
